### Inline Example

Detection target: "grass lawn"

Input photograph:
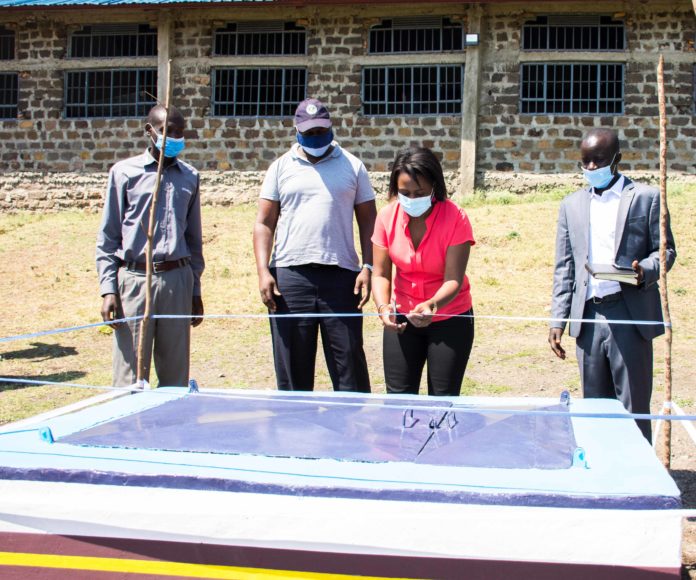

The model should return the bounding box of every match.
[2,184,696,574]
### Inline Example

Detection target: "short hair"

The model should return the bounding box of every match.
[582,128,620,156]
[146,104,185,128]
[388,147,449,201]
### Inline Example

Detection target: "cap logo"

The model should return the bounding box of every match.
[306,103,318,116]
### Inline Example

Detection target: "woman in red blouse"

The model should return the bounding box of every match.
[371,147,475,396]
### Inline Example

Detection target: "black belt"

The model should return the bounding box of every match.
[125,257,190,273]
[588,292,622,305]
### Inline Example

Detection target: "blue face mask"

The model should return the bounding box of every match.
[398,192,433,218]
[297,130,333,157]
[152,131,185,158]
[582,155,617,190]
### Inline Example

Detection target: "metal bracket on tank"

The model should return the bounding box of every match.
[38,426,54,444]
[572,447,588,469]
[188,379,199,394]
[560,390,571,406]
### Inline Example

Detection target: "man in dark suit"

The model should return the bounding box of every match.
[548,128,676,441]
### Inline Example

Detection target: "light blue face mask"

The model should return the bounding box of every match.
[582,154,617,190]
[152,131,185,158]
[397,192,433,218]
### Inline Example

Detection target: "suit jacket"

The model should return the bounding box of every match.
[550,176,676,340]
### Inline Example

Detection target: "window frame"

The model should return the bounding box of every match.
[63,68,157,119]
[519,62,625,116]
[0,72,18,119]
[521,15,626,52]
[0,26,15,61]
[211,67,308,118]
[68,24,157,59]
[368,17,464,55]
[213,21,307,57]
[361,64,464,117]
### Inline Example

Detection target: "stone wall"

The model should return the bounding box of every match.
[477,2,696,178]
[0,1,694,211]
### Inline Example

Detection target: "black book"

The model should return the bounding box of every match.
[585,263,639,286]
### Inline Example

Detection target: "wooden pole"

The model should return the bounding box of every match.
[136,59,172,387]
[656,54,672,467]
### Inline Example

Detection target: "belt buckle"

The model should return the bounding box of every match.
[152,261,165,273]
[591,295,603,304]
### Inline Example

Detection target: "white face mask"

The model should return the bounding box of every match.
[397,192,433,217]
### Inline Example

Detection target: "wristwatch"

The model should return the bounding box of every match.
[361,263,373,272]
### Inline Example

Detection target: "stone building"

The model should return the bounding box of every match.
[0,0,694,210]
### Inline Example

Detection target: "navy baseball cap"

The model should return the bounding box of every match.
[294,98,332,132]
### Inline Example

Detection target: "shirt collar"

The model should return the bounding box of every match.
[591,174,624,199]
[143,148,183,170]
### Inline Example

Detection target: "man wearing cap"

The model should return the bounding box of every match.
[97,104,205,388]
[253,98,376,392]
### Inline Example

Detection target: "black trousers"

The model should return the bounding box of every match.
[383,309,474,396]
[576,296,653,442]
[269,265,370,392]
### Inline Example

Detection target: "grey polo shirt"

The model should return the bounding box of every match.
[260,143,376,271]
[96,150,205,296]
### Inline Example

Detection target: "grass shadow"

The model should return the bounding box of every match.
[1,342,78,362]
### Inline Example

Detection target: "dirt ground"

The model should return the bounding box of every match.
[1,192,695,573]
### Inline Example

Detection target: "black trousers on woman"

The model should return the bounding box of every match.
[383,309,474,396]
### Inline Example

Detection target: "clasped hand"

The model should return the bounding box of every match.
[379,301,435,333]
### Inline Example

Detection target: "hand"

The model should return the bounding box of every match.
[101,294,124,328]
[259,269,281,312]
[191,296,204,327]
[631,259,644,285]
[354,268,371,310]
[548,327,566,360]
[406,301,436,328]
[378,304,406,334]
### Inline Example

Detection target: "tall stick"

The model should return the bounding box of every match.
[136,59,172,386]
[656,54,672,467]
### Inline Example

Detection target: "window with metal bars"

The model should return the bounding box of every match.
[362,65,463,116]
[64,69,157,118]
[212,68,307,117]
[69,24,157,58]
[522,15,625,51]
[369,17,463,54]
[213,22,306,56]
[0,26,14,60]
[520,63,624,115]
[0,73,18,118]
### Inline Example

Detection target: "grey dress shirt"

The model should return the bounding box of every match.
[96,150,204,296]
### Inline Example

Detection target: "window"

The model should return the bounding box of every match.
[212,68,306,116]
[0,26,14,60]
[214,22,306,56]
[0,73,18,118]
[362,65,463,116]
[64,69,157,118]
[520,63,623,114]
[69,24,157,58]
[369,17,463,54]
[522,15,625,51]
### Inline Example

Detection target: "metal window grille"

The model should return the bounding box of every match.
[212,68,307,117]
[0,72,18,118]
[369,17,463,54]
[522,15,625,51]
[520,63,624,115]
[214,22,306,56]
[69,24,157,58]
[362,64,463,116]
[0,27,14,60]
[64,68,157,118]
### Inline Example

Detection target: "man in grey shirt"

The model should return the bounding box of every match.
[96,104,204,388]
[253,98,376,392]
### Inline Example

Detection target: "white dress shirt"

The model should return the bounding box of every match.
[586,175,624,300]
